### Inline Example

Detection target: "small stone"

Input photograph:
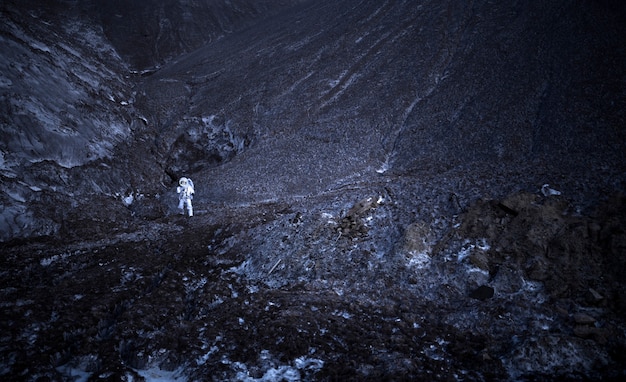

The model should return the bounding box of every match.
[573,325,593,338]
[498,192,538,215]
[587,288,604,302]
[469,252,489,271]
[573,312,596,325]
[555,306,569,316]
[469,285,494,300]
[401,221,431,255]
[573,325,608,344]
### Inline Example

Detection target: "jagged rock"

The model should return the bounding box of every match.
[398,221,434,268]
[498,192,539,215]
[469,252,490,272]
[469,285,495,301]
[400,221,432,255]
[573,325,608,344]
[573,312,597,325]
[587,288,604,304]
[541,184,562,197]
[338,196,379,239]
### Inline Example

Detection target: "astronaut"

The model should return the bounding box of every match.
[177,177,194,216]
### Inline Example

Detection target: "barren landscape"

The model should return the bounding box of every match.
[1,0,625,380]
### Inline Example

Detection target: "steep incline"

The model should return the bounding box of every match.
[0,1,141,240]
[0,0,305,242]
[89,0,308,70]
[140,0,626,208]
[2,0,624,242]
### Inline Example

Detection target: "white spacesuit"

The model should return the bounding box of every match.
[177,177,194,216]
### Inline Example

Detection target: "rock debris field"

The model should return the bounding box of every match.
[1,0,626,380]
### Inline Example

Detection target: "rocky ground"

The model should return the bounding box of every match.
[2,0,626,380]
[2,187,626,380]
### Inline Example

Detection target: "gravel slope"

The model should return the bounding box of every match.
[1,0,625,380]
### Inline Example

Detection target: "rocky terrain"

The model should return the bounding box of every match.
[1,0,625,380]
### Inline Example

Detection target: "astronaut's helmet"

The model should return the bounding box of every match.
[179,177,189,187]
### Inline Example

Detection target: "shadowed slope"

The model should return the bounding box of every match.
[141,0,626,206]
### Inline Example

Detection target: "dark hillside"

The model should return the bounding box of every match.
[1,0,625,380]
[138,0,626,207]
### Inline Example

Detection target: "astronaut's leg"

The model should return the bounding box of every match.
[186,198,193,217]
[178,198,185,214]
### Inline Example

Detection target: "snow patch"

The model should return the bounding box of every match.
[41,252,72,266]
[406,250,431,268]
[196,345,219,366]
[122,193,134,206]
[54,355,100,382]
[332,310,352,319]
[231,352,324,382]
[449,239,490,263]
[376,155,390,174]
[135,366,187,381]
[229,259,252,275]
[456,241,474,262]
[503,336,610,379]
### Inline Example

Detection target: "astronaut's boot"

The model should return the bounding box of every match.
[188,206,193,217]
